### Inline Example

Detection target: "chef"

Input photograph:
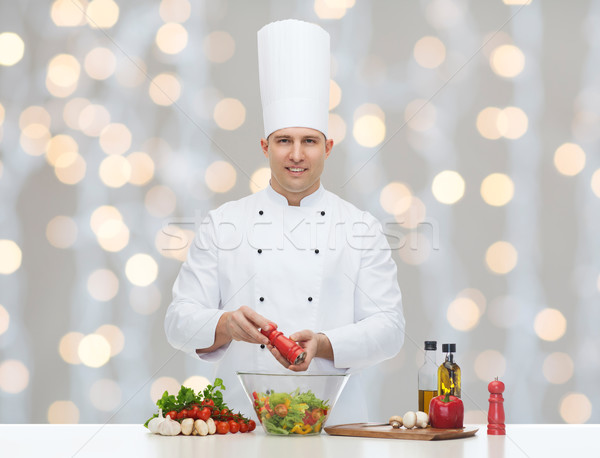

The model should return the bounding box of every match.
[165,19,405,424]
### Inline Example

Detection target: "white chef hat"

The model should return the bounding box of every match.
[257,19,330,139]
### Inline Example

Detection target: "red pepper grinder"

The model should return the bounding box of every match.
[487,377,506,435]
[260,323,306,365]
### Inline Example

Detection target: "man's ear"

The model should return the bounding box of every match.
[260,138,269,158]
[325,138,334,159]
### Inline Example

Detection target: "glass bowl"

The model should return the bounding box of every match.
[236,371,349,436]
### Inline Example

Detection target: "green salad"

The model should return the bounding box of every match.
[252,389,330,435]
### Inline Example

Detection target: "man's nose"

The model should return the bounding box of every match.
[290,142,303,162]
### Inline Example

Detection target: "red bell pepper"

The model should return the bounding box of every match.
[429,392,464,429]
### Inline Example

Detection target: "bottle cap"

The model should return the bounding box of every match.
[442,343,456,353]
[424,341,437,350]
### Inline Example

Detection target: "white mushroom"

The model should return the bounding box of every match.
[194,419,209,436]
[402,411,417,429]
[389,415,403,428]
[206,418,216,435]
[415,411,429,428]
[181,418,194,436]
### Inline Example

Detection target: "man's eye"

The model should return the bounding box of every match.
[279,139,288,143]
[305,139,315,143]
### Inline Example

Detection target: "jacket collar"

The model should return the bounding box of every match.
[266,181,325,207]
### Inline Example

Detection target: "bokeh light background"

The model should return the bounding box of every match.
[0,0,598,424]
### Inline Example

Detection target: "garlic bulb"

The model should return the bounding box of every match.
[157,415,182,436]
[148,409,164,434]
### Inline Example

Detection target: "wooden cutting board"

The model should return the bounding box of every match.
[324,423,478,441]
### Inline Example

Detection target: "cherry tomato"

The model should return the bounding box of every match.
[198,407,211,421]
[190,406,199,419]
[248,420,256,432]
[274,404,288,417]
[202,399,215,407]
[216,421,230,434]
[311,409,323,422]
[177,410,187,420]
[228,420,240,433]
[166,411,177,420]
[239,422,249,433]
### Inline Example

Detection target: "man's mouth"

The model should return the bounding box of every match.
[286,167,307,174]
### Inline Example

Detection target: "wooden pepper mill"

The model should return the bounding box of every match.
[487,377,506,435]
[260,323,306,365]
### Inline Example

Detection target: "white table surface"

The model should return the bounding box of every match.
[0,424,598,458]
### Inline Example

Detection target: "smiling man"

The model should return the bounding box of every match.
[165,19,405,424]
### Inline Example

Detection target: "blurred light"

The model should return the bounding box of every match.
[183,375,210,393]
[481,173,514,206]
[48,401,79,423]
[380,182,412,215]
[125,253,158,287]
[474,350,506,381]
[46,215,78,249]
[413,36,446,69]
[353,115,385,147]
[115,56,147,87]
[543,352,574,384]
[487,295,522,329]
[87,269,119,301]
[328,113,346,144]
[78,334,111,368]
[97,219,130,252]
[156,22,188,55]
[149,73,181,106]
[0,32,25,66]
[91,205,122,234]
[79,104,111,136]
[395,196,426,229]
[160,0,191,23]
[99,123,132,155]
[485,241,518,274]
[156,226,193,261]
[20,106,50,129]
[490,44,525,78]
[554,143,585,176]
[0,240,22,275]
[497,106,528,139]
[314,0,348,19]
[0,305,9,336]
[447,297,480,331]
[205,161,236,193]
[127,152,155,185]
[213,98,245,130]
[46,134,78,166]
[560,393,592,424]
[59,332,84,364]
[534,308,567,341]
[51,0,87,27]
[86,0,119,29]
[203,31,235,63]
[54,152,86,185]
[457,288,487,314]
[90,379,122,411]
[130,285,162,315]
[0,359,29,393]
[250,167,271,194]
[145,185,177,217]
[405,99,436,132]
[84,47,116,80]
[432,170,465,204]
[99,155,132,187]
[95,324,125,357]
[63,98,90,130]
[46,54,80,97]
[150,377,179,403]
[425,0,463,29]
[476,106,503,140]
[398,232,431,265]
[20,123,51,156]
[329,80,342,110]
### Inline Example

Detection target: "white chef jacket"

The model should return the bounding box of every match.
[165,183,405,424]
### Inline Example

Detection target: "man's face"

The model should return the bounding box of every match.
[261,127,333,204]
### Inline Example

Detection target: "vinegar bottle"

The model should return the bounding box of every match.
[438,343,461,398]
[418,341,438,414]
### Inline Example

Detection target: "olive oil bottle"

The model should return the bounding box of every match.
[438,343,461,398]
[418,341,438,414]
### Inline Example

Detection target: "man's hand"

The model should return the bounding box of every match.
[196,306,272,354]
[267,330,333,372]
